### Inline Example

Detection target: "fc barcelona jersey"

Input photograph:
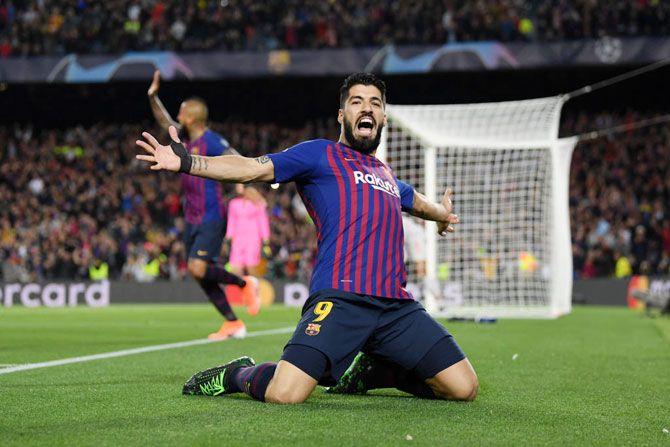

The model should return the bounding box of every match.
[268,139,415,300]
[181,130,231,224]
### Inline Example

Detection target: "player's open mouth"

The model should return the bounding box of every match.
[357,116,375,137]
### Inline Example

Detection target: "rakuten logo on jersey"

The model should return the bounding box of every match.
[353,171,400,198]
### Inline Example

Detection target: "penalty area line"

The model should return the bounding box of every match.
[0,326,295,376]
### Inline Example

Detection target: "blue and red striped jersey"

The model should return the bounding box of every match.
[268,139,415,300]
[181,130,231,224]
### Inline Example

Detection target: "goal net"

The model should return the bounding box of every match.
[380,96,577,318]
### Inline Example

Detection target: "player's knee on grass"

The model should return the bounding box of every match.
[265,385,310,404]
[187,258,207,281]
[412,336,476,401]
[430,376,479,401]
[264,360,319,404]
[426,358,478,401]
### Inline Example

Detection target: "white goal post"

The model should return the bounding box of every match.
[379,96,577,318]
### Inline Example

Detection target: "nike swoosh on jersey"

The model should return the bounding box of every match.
[196,250,208,256]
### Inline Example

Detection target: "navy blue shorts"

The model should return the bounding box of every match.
[184,220,226,262]
[284,289,464,384]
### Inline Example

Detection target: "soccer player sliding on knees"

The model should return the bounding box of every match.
[136,73,478,404]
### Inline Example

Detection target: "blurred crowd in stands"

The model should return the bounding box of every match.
[1,111,668,283]
[561,111,670,279]
[1,0,670,57]
[0,119,337,283]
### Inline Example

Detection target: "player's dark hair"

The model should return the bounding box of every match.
[339,73,386,107]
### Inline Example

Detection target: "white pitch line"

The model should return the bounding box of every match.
[0,326,294,376]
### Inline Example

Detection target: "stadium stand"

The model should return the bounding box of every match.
[561,111,670,279]
[1,0,670,56]
[0,120,325,282]
[1,111,668,282]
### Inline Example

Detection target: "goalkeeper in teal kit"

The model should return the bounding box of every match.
[136,73,478,404]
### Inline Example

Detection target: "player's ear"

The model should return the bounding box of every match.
[337,109,343,125]
[383,112,388,127]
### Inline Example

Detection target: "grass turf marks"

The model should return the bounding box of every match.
[0,305,668,446]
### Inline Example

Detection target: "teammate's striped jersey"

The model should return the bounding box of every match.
[268,139,415,300]
[182,129,231,224]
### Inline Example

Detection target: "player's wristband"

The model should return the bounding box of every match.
[170,141,192,173]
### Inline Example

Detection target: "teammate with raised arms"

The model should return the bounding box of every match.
[147,71,259,340]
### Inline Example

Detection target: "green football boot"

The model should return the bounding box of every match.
[182,356,255,396]
[326,352,376,395]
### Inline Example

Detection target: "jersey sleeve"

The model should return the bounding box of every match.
[207,133,230,156]
[267,140,325,183]
[397,180,415,212]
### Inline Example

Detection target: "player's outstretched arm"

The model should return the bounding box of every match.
[136,126,275,183]
[409,188,460,236]
[147,70,180,131]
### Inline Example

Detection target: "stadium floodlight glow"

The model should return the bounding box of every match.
[381,96,576,318]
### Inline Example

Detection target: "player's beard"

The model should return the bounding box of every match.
[343,116,383,155]
[178,126,189,143]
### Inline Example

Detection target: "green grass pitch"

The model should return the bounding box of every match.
[1,304,668,446]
